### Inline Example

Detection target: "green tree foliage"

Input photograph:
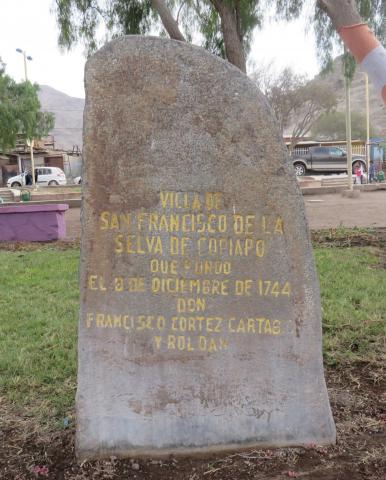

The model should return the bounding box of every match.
[0,65,55,152]
[53,1,386,74]
[53,0,288,72]
[0,72,19,151]
[316,1,386,67]
[311,110,376,140]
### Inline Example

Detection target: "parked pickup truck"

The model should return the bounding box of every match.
[292,146,366,176]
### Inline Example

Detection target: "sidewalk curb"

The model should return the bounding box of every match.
[301,184,386,195]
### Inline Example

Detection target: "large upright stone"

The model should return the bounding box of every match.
[77,36,335,459]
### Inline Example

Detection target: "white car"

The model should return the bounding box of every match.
[7,167,67,187]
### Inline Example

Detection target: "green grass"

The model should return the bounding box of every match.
[315,247,386,365]
[0,247,79,427]
[0,244,385,426]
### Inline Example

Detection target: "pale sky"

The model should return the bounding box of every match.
[0,0,321,99]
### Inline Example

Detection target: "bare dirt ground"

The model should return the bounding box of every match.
[63,190,386,241]
[1,364,385,480]
[303,191,386,230]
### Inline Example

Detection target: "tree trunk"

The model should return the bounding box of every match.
[211,0,246,73]
[317,0,362,30]
[151,0,186,42]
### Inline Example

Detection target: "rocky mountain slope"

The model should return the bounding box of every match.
[38,85,84,151]
[38,57,385,152]
[318,57,385,137]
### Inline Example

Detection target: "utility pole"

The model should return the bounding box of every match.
[345,76,353,190]
[365,74,370,180]
[16,48,35,189]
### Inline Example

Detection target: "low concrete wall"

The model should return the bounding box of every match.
[0,203,69,241]
[17,185,81,194]
[31,192,81,201]
[301,183,386,195]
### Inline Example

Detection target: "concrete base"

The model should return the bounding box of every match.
[301,183,386,196]
[0,203,69,241]
[0,199,81,208]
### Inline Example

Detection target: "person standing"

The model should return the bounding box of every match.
[355,164,362,184]
[25,171,32,186]
[359,163,365,184]
[369,160,376,183]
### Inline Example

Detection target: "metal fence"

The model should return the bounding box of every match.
[292,145,366,156]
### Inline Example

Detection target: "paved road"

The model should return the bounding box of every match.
[64,190,386,240]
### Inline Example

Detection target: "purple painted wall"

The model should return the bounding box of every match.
[0,204,69,241]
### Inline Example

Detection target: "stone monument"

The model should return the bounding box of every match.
[77,36,335,459]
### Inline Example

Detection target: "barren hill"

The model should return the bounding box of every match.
[318,57,386,137]
[37,58,385,152]
[38,85,84,151]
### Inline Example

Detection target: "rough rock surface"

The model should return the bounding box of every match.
[77,36,335,459]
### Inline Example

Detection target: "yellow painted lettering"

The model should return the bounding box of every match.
[237,319,246,333]
[110,213,119,229]
[275,217,284,234]
[233,215,243,234]
[86,312,94,327]
[256,240,265,257]
[199,336,207,350]
[123,315,131,330]
[187,337,194,351]
[245,215,255,234]
[247,318,256,333]
[208,338,218,352]
[88,275,98,290]
[167,335,176,350]
[282,282,291,296]
[235,279,252,296]
[188,317,196,331]
[126,235,135,253]
[207,214,216,233]
[264,319,272,334]
[159,214,169,232]
[149,213,158,231]
[205,192,222,211]
[114,277,124,292]
[99,211,110,230]
[120,213,130,228]
[171,317,178,331]
[160,191,172,209]
[244,238,253,256]
[115,234,124,254]
[169,214,179,232]
[177,336,186,350]
[128,277,146,292]
[273,320,281,335]
[271,281,280,297]
[137,212,147,231]
[96,314,104,327]
[98,276,106,291]
[235,239,244,255]
[192,194,201,210]
[228,318,236,332]
[105,315,113,328]
[257,317,265,334]
[218,215,227,233]
[261,215,270,234]
[157,316,166,330]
